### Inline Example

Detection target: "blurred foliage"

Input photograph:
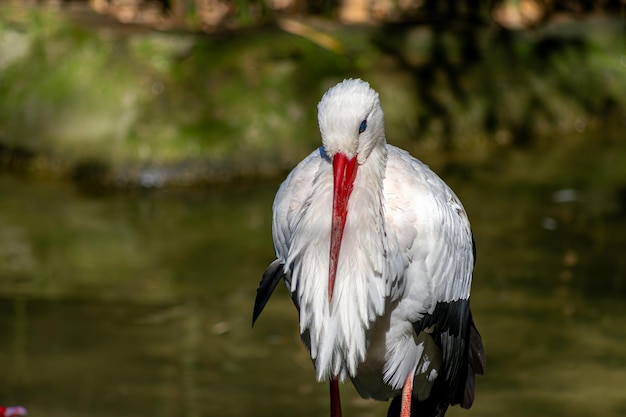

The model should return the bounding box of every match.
[64,0,626,32]
[373,18,626,152]
[0,1,624,187]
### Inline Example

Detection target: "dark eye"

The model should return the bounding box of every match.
[359,119,367,134]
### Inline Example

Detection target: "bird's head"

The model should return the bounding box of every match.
[316,79,386,305]
[317,78,386,164]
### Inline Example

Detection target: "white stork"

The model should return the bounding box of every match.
[252,79,485,417]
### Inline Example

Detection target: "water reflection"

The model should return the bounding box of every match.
[1,133,626,417]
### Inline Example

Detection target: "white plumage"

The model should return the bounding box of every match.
[253,79,484,417]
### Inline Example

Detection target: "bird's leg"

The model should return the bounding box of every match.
[330,378,342,417]
[400,372,414,417]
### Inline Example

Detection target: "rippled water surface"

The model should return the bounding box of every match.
[2,134,626,417]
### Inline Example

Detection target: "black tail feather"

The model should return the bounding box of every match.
[461,317,486,409]
[469,320,486,376]
[252,259,284,326]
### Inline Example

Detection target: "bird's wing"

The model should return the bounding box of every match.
[384,146,480,406]
[383,146,474,305]
[272,148,327,264]
[252,148,326,325]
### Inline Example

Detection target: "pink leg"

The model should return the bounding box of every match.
[330,378,342,417]
[400,372,413,417]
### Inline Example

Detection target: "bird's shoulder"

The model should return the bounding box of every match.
[384,146,464,209]
[274,147,327,206]
[383,145,470,240]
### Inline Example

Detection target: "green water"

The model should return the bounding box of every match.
[1,133,626,417]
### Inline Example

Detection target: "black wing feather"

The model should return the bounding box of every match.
[390,300,484,417]
[413,300,471,395]
[252,259,284,326]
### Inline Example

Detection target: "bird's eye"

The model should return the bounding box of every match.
[359,120,367,134]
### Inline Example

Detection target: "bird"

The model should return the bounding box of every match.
[252,78,485,417]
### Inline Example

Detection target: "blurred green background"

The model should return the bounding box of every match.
[1,1,625,416]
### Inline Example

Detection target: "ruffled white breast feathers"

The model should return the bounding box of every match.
[284,149,389,380]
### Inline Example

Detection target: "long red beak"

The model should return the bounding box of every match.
[328,152,358,304]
